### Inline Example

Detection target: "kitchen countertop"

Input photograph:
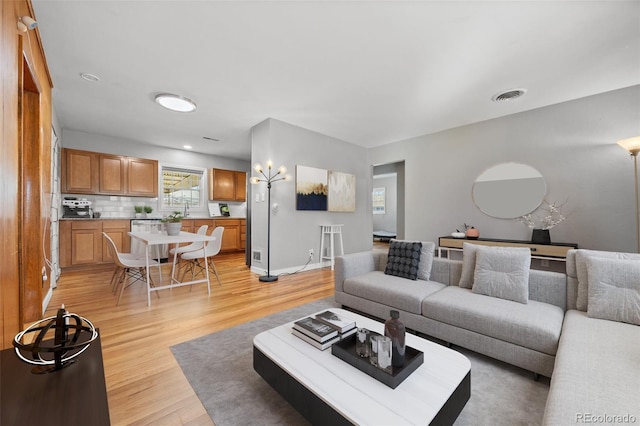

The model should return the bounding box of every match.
[60,216,246,221]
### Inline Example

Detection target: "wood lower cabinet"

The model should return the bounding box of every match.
[174,218,245,252]
[216,219,241,252]
[60,220,131,268]
[102,221,131,263]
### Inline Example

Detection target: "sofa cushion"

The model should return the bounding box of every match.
[575,249,640,311]
[384,240,422,280]
[422,286,564,355]
[458,242,480,288]
[344,271,445,315]
[542,310,640,425]
[472,246,531,304]
[586,257,640,326]
[391,240,436,281]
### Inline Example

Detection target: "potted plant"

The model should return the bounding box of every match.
[134,205,144,218]
[162,211,183,236]
[143,206,153,215]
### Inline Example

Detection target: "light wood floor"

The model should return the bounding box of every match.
[45,252,335,425]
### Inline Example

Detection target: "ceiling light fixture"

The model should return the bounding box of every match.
[154,93,197,113]
[80,72,100,83]
[492,88,527,102]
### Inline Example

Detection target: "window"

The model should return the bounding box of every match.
[372,187,385,214]
[161,166,204,211]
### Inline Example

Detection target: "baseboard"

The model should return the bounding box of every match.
[42,286,53,314]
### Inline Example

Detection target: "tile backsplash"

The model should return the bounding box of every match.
[63,194,159,218]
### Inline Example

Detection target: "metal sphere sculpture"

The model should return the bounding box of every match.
[13,305,98,374]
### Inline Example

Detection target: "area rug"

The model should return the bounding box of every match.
[171,298,550,426]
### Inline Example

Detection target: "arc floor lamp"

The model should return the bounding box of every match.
[617,136,640,253]
[250,161,291,282]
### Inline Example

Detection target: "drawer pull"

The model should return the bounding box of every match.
[530,248,537,252]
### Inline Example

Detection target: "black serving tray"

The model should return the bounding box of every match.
[331,333,424,389]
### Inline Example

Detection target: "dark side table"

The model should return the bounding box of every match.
[1,332,110,425]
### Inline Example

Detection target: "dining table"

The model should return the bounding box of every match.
[128,230,218,306]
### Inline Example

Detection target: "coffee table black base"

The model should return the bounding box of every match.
[253,345,470,426]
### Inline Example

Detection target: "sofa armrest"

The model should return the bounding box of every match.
[335,251,376,293]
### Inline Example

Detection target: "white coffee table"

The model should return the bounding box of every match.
[253,308,470,425]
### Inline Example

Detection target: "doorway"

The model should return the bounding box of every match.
[372,161,405,241]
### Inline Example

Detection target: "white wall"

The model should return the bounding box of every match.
[250,119,371,274]
[368,85,640,252]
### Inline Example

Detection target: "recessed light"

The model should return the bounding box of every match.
[155,93,197,113]
[80,72,100,82]
[183,145,192,150]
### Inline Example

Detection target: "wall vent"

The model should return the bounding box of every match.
[252,250,262,262]
[492,88,527,102]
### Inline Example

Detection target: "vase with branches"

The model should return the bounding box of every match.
[517,200,567,244]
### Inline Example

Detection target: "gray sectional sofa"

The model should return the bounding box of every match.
[335,245,640,423]
[335,247,566,378]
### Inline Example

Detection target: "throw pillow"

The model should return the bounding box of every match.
[471,246,531,304]
[458,242,480,288]
[575,249,640,311]
[586,257,640,326]
[394,240,436,280]
[384,240,423,280]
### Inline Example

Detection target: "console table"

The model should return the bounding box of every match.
[1,332,110,425]
[438,236,578,261]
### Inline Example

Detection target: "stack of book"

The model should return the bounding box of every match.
[292,310,357,350]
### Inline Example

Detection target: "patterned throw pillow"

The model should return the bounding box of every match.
[384,240,423,280]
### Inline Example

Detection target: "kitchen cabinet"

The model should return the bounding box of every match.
[99,154,126,194]
[175,218,245,252]
[60,220,131,268]
[216,219,241,252]
[127,157,158,196]
[62,148,158,197]
[208,168,247,202]
[62,149,99,193]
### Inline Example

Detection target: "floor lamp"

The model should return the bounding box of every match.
[250,161,291,282]
[617,136,640,253]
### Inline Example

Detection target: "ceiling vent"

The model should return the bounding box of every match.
[492,88,527,102]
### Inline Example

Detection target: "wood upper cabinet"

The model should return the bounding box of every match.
[235,171,247,201]
[127,157,158,196]
[99,154,126,194]
[62,148,158,197]
[62,149,99,193]
[208,168,247,201]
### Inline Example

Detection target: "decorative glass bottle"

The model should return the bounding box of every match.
[384,310,406,368]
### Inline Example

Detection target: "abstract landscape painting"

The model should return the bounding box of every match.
[328,171,356,212]
[296,166,328,211]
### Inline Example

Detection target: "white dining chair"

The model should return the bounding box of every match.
[103,232,160,305]
[169,224,208,277]
[180,226,224,286]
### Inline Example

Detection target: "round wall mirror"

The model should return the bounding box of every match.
[472,163,546,219]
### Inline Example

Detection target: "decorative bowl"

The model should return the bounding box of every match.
[451,232,466,239]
